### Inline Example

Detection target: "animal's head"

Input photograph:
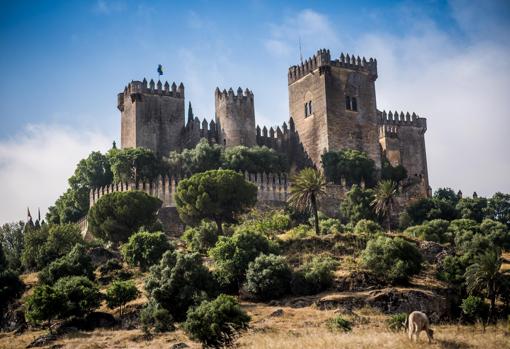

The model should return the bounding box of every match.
[427,328,434,339]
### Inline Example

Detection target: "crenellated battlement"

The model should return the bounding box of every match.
[377,110,427,131]
[256,121,292,148]
[215,87,254,102]
[118,78,184,111]
[89,171,291,208]
[288,49,377,84]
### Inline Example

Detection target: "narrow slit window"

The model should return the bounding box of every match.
[304,103,308,117]
[345,96,351,110]
[351,97,358,111]
[308,101,313,115]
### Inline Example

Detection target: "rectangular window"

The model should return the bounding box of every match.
[304,103,308,117]
[352,97,358,111]
[308,101,313,115]
[345,96,351,110]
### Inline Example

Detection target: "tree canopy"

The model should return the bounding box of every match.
[175,169,257,233]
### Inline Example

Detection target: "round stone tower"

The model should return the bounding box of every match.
[215,87,256,147]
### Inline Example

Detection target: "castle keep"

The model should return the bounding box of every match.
[117,48,430,197]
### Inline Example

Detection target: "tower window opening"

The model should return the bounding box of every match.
[304,100,313,118]
[345,96,358,112]
[351,97,358,111]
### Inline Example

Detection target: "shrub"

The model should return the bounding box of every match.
[0,221,25,272]
[436,255,466,286]
[340,185,377,224]
[53,276,102,319]
[22,223,83,271]
[122,231,171,271]
[25,284,63,330]
[291,256,338,295]
[480,218,510,250]
[280,224,315,240]
[326,316,352,332]
[184,294,250,348]
[360,236,422,283]
[26,276,101,328]
[140,300,174,334]
[209,229,274,290]
[39,244,94,285]
[403,219,450,243]
[106,280,139,319]
[354,219,381,235]
[461,295,489,323]
[319,218,344,235]
[145,251,217,321]
[322,149,376,186]
[98,258,123,275]
[88,191,162,244]
[182,221,218,253]
[387,313,407,331]
[244,254,292,300]
[0,268,25,313]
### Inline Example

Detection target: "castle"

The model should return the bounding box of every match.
[117,48,429,196]
[82,49,432,235]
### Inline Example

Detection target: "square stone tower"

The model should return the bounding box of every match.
[118,78,185,157]
[288,49,381,169]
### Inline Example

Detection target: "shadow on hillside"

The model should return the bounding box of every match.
[437,339,472,349]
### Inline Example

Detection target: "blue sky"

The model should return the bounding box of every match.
[1,0,509,222]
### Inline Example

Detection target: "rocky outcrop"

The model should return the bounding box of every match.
[316,288,450,321]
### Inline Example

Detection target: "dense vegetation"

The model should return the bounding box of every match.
[1,145,509,347]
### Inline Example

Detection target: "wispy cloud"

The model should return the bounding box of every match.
[0,124,113,224]
[264,9,340,58]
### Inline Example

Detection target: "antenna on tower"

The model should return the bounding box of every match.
[299,35,303,64]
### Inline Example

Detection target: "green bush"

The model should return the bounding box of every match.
[326,316,352,332]
[88,191,162,244]
[0,268,25,313]
[436,255,466,286]
[387,313,407,331]
[361,236,422,283]
[98,258,123,275]
[25,284,63,329]
[223,145,288,173]
[244,254,292,300]
[145,251,217,321]
[106,280,139,319]
[319,218,344,235]
[26,276,101,328]
[340,185,377,224]
[403,219,450,243]
[0,221,25,272]
[22,223,83,271]
[140,300,174,334]
[354,219,381,235]
[182,221,218,253]
[281,224,315,240]
[291,256,338,295]
[184,294,250,348]
[480,219,510,250]
[122,231,171,271]
[39,244,94,285]
[209,229,274,290]
[322,149,376,187]
[461,295,489,322]
[53,276,102,319]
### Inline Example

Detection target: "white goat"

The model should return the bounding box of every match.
[406,311,434,343]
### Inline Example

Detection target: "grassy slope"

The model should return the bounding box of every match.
[1,236,509,348]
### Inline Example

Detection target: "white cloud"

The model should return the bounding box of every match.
[92,0,125,15]
[262,4,510,196]
[0,124,114,224]
[265,9,341,59]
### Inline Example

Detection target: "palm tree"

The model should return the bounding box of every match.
[371,180,397,232]
[288,168,327,235]
[465,249,509,324]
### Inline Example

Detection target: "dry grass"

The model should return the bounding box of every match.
[1,293,509,348]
